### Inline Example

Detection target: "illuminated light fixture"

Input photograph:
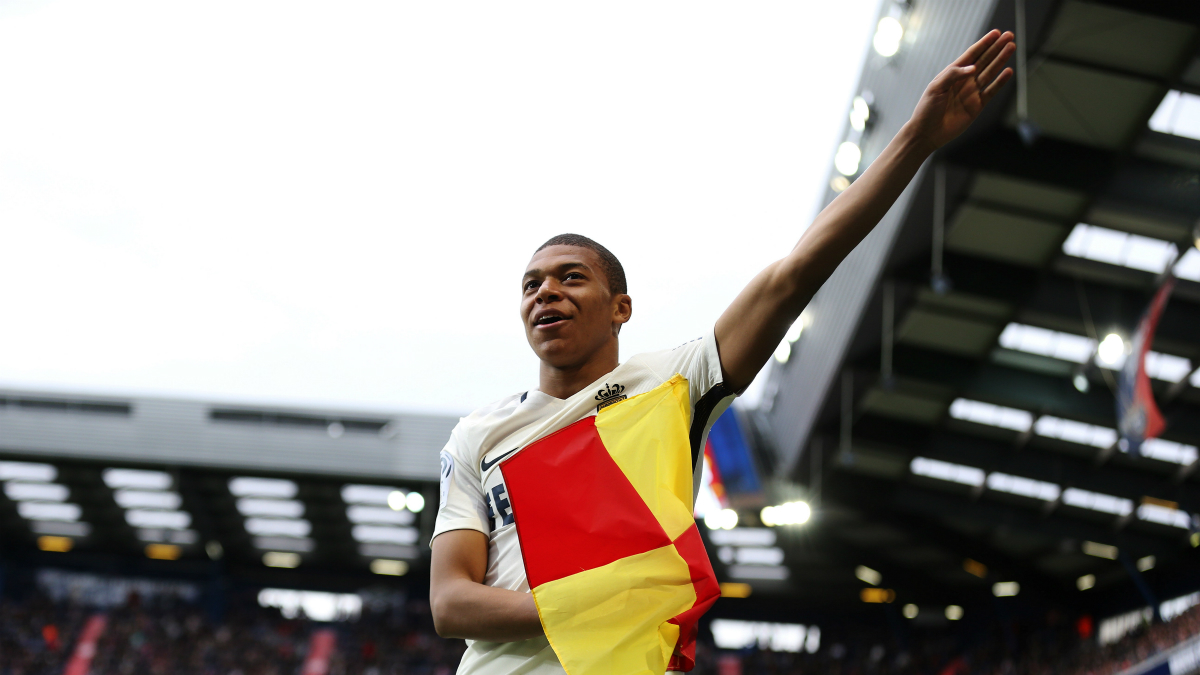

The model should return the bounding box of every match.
[348,505,415,525]
[342,484,401,505]
[263,551,301,568]
[787,313,811,342]
[910,457,985,487]
[992,581,1020,597]
[102,468,171,490]
[733,547,785,566]
[1077,574,1096,590]
[856,565,882,586]
[1061,488,1133,516]
[963,559,988,578]
[1035,416,1117,449]
[728,565,789,581]
[1193,532,1199,548]
[704,508,739,531]
[849,95,871,132]
[999,323,1094,364]
[0,461,57,482]
[860,588,895,603]
[709,528,775,547]
[18,502,81,522]
[145,543,181,560]
[1082,541,1118,560]
[830,176,850,193]
[1137,555,1155,572]
[1136,503,1190,529]
[1073,373,1090,393]
[245,518,311,538]
[229,477,297,499]
[1096,334,1127,368]
[1143,352,1193,383]
[38,535,73,552]
[370,559,409,576]
[948,398,1032,432]
[873,16,904,57]
[388,491,407,511]
[5,482,69,502]
[113,490,180,510]
[1140,438,1199,466]
[986,472,1060,501]
[351,525,419,545]
[773,341,791,364]
[358,543,418,559]
[125,509,191,530]
[31,521,90,537]
[406,492,425,512]
[236,498,304,518]
[1062,224,1183,276]
[760,501,811,527]
[945,605,964,621]
[253,537,314,552]
[720,582,753,598]
[1148,89,1200,141]
[711,620,815,653]
[834,142,862,176]
[136,529,198,545]
[902,604,918,619]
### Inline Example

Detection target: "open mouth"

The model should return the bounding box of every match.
[534,314,568,328]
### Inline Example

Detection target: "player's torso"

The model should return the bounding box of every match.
[468,357,686,590]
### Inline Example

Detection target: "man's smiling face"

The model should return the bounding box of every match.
[521,245,631,370]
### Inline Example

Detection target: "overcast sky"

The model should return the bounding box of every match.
[0,0,880,416]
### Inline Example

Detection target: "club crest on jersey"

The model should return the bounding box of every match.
[594,383,627,412]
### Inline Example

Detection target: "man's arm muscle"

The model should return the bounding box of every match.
[429,529,543,642]
[715,30,1015,392]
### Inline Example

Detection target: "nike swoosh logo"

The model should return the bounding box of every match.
[480,448,518,472]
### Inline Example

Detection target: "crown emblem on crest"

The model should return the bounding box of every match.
[594,383,627,411]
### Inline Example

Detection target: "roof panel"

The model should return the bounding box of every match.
[968,172,1088,219]
[897,308,1000,358]
[1013,60,1161,149]
[947,205,1065,266]
[1042,0,1196,78]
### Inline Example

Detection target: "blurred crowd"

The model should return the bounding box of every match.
[0,578,1196,675]
[0,589,463,675]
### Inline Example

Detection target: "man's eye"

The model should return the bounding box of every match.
[523,281,538,291]
[565,272,584,281]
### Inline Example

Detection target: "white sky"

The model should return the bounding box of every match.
[0,0,879,416]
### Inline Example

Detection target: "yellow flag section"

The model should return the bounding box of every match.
[501,376,720,675]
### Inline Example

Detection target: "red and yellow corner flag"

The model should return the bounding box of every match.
[502,375,719,675]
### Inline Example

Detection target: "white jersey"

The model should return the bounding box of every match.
[433,328,736,675]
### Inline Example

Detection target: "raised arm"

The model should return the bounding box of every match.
[715,30,1015,391]
[429,529,543,641]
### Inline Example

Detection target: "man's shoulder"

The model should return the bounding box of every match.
[448,391,529,448]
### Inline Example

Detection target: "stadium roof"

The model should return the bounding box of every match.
[755,0,1200,616]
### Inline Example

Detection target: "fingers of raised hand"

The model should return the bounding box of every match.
[974,32,1013,74]
[981,67,1014,104]
[954,29,1001,67]
[976,40,1015,90]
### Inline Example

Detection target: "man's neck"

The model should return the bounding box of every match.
[538,345,619,401]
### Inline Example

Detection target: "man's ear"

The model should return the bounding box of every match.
[612,294,632,335]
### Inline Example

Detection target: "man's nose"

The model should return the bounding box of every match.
[535,279,562,303]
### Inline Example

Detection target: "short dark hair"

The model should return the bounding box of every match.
[535,234,627,296]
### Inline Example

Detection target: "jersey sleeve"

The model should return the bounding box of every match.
[639,326,738,483]
[431,422,489,542]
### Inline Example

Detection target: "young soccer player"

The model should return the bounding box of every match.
[430,29,1015,675]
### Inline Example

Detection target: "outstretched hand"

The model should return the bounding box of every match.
[907,30,1015,150]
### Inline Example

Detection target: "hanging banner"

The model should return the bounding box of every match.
[1117,277,1175,456]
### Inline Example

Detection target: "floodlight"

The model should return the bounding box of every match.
[873,17,903,57]
[1096,334,1126,368]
